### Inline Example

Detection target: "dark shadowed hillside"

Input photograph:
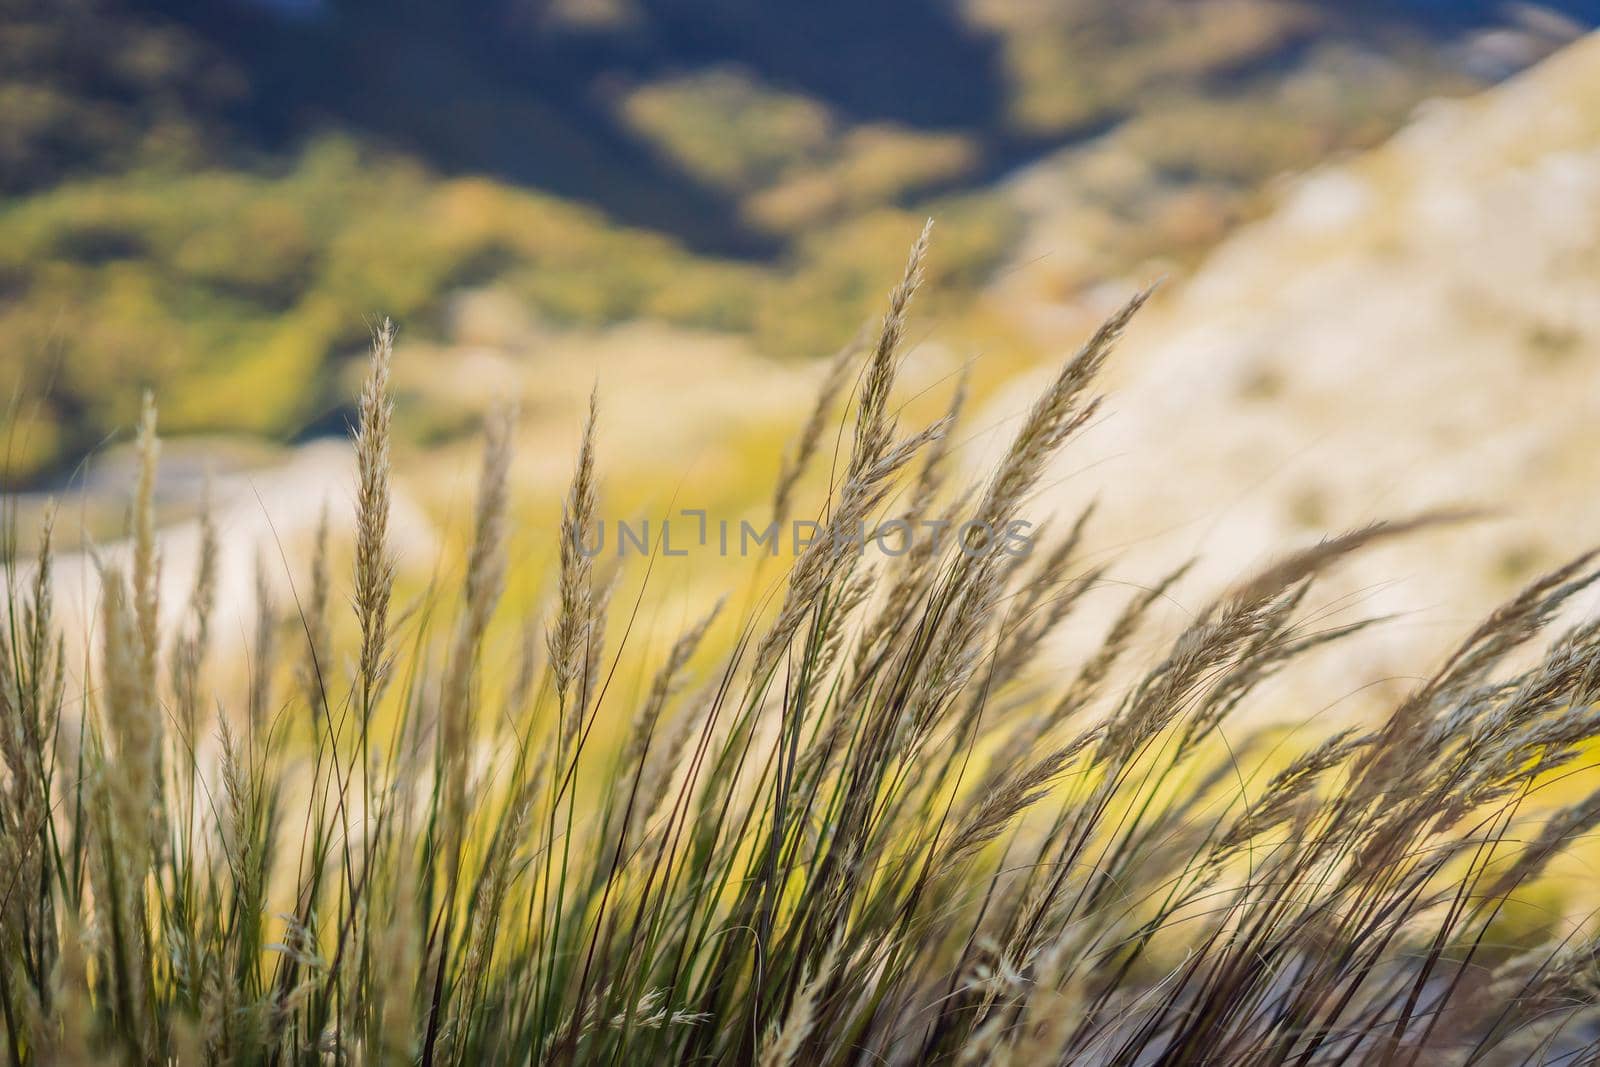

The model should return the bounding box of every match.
[18,0,1600,246]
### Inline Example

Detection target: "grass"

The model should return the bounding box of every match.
[5,229,1600,1065]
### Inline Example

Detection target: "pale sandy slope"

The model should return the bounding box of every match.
[976,32,1600,712]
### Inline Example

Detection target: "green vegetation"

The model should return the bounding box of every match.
[620,68,979,234]
[0,137,1014,481]
[3,0,1575,483]
[4,239,1600,1064]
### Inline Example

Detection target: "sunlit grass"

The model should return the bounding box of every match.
[4,231,1600,1065]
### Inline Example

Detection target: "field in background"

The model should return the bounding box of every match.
[2,0,1594,483]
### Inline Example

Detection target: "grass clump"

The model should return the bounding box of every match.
[5,231,1600,1065]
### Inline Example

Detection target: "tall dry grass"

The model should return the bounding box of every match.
[4,230,1600,1065]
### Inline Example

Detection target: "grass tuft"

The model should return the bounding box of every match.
[4,234,1600,1064]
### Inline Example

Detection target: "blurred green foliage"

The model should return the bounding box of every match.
[0,0,1567,483]
[0,137,1015,482]
[620,69,979,235]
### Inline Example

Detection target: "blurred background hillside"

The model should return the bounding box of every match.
[6,1,1600,681]
[3,0,1596,480]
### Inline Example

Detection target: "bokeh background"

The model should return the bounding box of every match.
[6,0,1600,706]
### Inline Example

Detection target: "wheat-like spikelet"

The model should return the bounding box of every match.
[975,286,1151,536]
[754,416,950,679]
[132,392,161,717]
[98,565,158,851]
[217,716,263,964]
[88,563,156,1054]
[354,319,397,709]
[1214,726,1371,857]
[849,217,931,479]
[0,513,59,1055]
[28,502,58,709]
[848,372,971,681]
[550,389,599,715]
[1049,557,1189,724]
[944,738,1086,868]
[172,474,217,731]
[759,938,840,1067]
